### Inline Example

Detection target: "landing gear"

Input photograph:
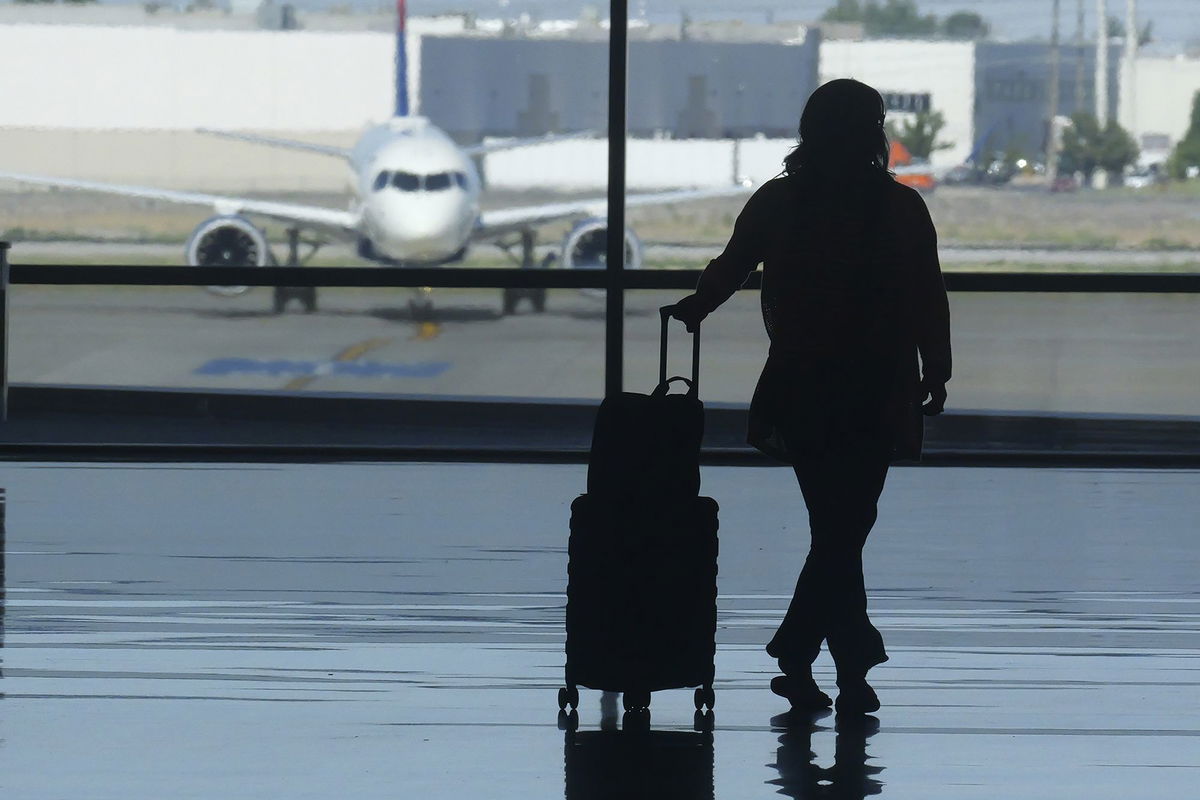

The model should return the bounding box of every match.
[497,229,551,316]
[408,286,434,320]
[501,284,547,315]
[271,228,323,314]
[273,285,317,314]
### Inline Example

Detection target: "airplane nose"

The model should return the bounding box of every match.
[370,194,465,260]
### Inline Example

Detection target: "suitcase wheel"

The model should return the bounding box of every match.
[622,689,651,712]
[694,685,715,711]
[557,709,579,732]
[557,686,579,711]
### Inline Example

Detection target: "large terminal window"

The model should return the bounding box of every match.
[1,2,613,404]
[1,1,1198,424]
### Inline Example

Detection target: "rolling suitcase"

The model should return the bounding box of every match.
[558,307,719,715]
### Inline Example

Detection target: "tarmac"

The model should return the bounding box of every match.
[1,460,1197,798]
[8,284,1200,416]
[12,240,1200,268]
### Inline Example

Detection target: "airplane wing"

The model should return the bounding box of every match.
[0,171,361,234]
[475,183,752,239]
[196,128,353,159]
[461,130,596,157]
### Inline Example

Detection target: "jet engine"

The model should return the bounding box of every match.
[560,218,643,270]
[185,215,271,297]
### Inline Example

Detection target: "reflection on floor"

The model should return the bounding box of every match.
[768,711,883,799]
[563,690,716,800]
[0,462,1196,798]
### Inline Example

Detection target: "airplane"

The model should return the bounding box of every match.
[0,3,750,317]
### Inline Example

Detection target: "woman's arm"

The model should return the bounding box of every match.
[671,182,775,330]
[910,193,952,413]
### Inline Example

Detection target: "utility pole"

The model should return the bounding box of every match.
[1075,0,1086,111]
[1094,0,1110,186]
[1096,0,1108,124]
[1048,0,1062,181]
[1124,0,1138,134]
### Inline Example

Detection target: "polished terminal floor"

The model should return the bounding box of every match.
[0,462,1197,798]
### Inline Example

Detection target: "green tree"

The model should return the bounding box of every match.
[885,109,953,159]
[821,0,938,37]
[821,0,864,23]
[1167,91,1200,179]
[1096,120,1139,177]
[1059,112,1102,179]
[942,11,989,39]
[1059,112,1139,182]
[864,0,937,36]
[1106,15,1154,45]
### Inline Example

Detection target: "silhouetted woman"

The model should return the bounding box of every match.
[671,79,951,714]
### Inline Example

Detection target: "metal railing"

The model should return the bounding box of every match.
[0,242,8,422]
[9,263,1200,292]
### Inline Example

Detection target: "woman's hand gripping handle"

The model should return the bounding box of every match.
[666,293,709,334]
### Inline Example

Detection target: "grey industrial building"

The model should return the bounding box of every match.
[973,42,1122,160]
[420,33,822,143]
[422,33,1124,166]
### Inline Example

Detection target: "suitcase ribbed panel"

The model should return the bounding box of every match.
[565,494,718,694]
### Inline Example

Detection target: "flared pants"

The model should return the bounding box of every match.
[765,437,891,676]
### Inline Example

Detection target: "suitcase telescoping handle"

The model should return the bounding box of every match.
[659,305,700,395]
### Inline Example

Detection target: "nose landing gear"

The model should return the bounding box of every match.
[408,286,435,321]
[502,286,547,315]
[498,228,552,316]
[272,228,323,314]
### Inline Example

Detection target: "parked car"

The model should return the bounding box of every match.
[1050,174,1079,192]
[894,160,937,193]
[941,164,981,185]
[1124,165,1162,189]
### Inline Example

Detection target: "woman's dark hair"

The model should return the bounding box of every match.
[783,78,891,177]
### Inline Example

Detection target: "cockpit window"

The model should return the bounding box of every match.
[392,172,420,191]
[425,172,452,191]
[454,172,468,189]
[372,171,390,192]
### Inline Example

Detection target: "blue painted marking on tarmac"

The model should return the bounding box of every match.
[194,358,452,379]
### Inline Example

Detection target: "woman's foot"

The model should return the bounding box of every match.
[770,674,833,710]
[834,677,880,714]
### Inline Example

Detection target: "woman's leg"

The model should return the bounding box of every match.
[767,445,891,677]
[765,469,833,669]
